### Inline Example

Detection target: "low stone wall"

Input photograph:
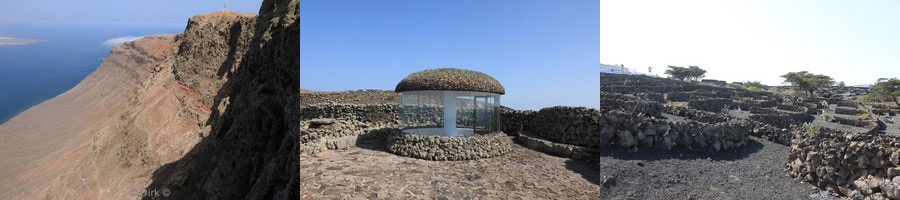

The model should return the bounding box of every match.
[386,132,513,161]
[500,108,536,136]
[837,101,859,108]
[750,106,778,114]
[777,104,808,113]
[786,129,900,199]
[797,102,821,110]
[688,98,732,113]
[667,106,794,145]
[760,99,779,108]
[873,109,895,116]
[300,127,400,155]
[301,103,398,123]
[750,113,813,129]
[598,92,664,116]
[873,104,896,110]
[527,106,748,151]
[831,117,876,129]
[638,92,666,103]
[666,92,695,102]
[665,106,730,124]
[836,107,864,115]
[300,117,399,144]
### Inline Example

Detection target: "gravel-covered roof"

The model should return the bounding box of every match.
[395,68,505,94]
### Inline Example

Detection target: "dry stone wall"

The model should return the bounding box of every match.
[526,106,749,151]
[499,108,535,136]
[873,109,895,116]
[750,106,778,114]
[300,103,398,123]
[777,104,808,113]
[665,105,730,124]
[598,92,664,116]
[786,128,900,199]
[750,113,813,129]
[838,101,859,108]
[666,92,696,102]
[831,117,876,129]
[836,107,864,115]
[386,132,513,161]
[667,106,795,145]
[688,98,732,112]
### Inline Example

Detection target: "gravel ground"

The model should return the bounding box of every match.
[300,137,826,199]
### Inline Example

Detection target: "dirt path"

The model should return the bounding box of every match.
[300,137,824,199]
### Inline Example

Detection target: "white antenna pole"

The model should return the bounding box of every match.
[223,0,229,12]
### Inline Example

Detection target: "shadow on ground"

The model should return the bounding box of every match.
[353,128,398,153]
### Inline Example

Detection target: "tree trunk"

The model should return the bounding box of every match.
[808,90,815,98]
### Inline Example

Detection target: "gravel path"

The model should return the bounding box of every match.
[300,137,825,199]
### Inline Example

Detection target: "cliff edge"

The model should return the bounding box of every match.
[0,0,299,199]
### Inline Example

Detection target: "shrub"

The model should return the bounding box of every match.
[858,113,871,121]
[821,111,831,121]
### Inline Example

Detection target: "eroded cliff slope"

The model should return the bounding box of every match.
[0,0,299,199]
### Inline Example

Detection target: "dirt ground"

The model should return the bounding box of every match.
[300,137,826,200]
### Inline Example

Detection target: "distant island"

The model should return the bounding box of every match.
[0,37,45,45]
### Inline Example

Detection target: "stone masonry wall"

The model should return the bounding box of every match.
[386,132,513,161]
[750,113,814,129]
[527,106,749,151]
[688,98,732,112]
[786,128,900,199]
[836,107,864,115]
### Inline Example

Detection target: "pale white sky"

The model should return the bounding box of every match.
[600,0,900,86]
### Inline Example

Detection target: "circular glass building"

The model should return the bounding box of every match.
[395,68,504,136]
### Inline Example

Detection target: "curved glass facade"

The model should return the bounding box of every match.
[399,90,500,136]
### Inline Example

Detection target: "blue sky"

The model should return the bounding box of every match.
[300,0,601,110]
[601,0,900,86]
[0,0,262,25]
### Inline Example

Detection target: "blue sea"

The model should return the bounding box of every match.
[0,21,184,124]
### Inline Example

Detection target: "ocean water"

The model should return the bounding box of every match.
[0,22,184,124]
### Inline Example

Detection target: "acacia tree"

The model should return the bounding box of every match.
[687,66,706,81]
[665,66,691,81]
[665,65,707,82]
[872,78,900,109]
[780,71,834,97]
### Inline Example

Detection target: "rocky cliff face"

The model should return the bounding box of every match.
[0,0,299,199]
[144,0,300,199]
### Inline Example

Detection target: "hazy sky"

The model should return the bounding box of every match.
[601,0,900,86]
[0,0,262,25]
[301,0,600,110]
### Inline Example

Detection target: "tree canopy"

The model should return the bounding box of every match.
[872,78,900,109]
[780,71,834,97]
[743,81,766,89]
[665,65,706,82]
